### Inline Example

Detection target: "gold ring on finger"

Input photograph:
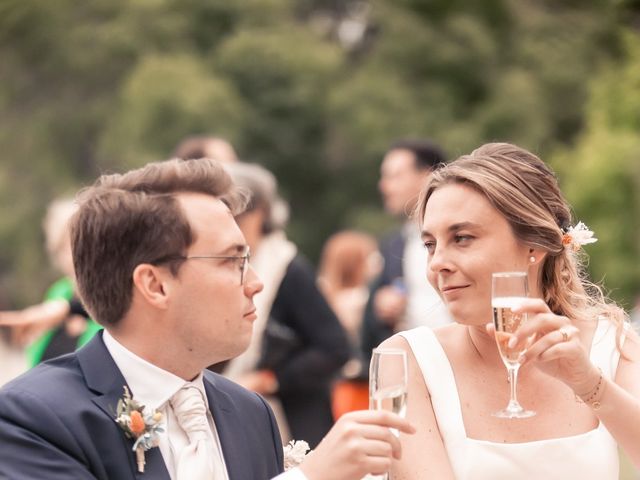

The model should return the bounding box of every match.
[559,328,569,342]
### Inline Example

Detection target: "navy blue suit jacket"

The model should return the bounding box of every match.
[0,332,284,479]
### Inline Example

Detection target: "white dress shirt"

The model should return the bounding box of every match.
[402,223,452,330]
[103,331,307,480]
[102,331,228,480]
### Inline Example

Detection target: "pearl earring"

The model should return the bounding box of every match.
[529,256,536,264]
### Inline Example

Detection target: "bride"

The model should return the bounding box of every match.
[381,143,640,479]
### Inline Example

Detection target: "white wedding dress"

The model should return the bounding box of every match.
[398,319,622,479]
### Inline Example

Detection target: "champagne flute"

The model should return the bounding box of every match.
[492,272,535,418]
[369,348,408,480]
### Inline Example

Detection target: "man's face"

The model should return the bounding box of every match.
[166,193,263,366]
[378,149,430,217]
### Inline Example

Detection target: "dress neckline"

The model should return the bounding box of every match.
[402,319,616,446]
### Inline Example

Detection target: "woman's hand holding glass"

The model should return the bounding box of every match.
[500,298,601,395]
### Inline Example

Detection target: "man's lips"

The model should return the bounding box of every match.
[244,308,257,319]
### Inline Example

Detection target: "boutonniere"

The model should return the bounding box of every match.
[283,440,311,470]
[115,386,164,473]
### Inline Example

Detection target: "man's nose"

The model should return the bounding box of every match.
[244,265,264,296]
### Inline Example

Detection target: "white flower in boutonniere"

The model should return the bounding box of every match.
[562,221,598,252]
[115,386,164,473]
[283,439,311,470]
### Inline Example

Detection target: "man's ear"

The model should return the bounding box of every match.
[132,264,172,309]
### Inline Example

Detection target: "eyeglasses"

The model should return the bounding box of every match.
[156,246,251,285]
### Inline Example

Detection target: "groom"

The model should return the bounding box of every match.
[0,158,412,480]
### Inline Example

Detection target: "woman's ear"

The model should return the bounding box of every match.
[132,264,171,309]
[527,248,547,266]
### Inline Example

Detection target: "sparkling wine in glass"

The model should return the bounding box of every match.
[492,272,535,419]
[369,348,408,480]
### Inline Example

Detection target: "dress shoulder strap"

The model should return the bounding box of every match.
[397,327,468,447]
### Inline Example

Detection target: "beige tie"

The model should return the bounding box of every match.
[170,385,218,480]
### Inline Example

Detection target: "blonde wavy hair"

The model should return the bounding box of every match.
[417,142,628,348]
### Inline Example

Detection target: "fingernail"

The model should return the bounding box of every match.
[508,336,517,348]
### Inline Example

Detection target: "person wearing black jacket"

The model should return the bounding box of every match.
[360,139,452,376]
[222,162,350,448]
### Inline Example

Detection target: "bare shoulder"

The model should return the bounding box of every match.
[378,332,425,393]
[622,324,640,361]
[379,333,410,350]
[616,325,640,397]
[382,329,457,478]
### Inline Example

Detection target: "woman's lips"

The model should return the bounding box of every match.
[440,285,469,298]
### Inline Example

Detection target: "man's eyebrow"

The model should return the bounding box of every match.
[421,221,482,240]
[218,243,247,255]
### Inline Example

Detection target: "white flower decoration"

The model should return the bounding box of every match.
[562,221,598,251]
[283,440,311,470]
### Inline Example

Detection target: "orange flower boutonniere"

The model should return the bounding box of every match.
[115,386,164,473]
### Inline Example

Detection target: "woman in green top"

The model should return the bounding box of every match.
[0,198,101,367]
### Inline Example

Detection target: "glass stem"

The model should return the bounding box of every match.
[508,365,520,408]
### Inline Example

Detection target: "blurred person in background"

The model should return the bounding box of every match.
[631,294,640,329]
[0,197,101,367]
[0,327,26,387]
[317,230,381,418]
[173,135,239,163]
[221,161,350,448]
[360,139,451,371]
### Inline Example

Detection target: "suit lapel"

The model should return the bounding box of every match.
[77,333,171,480]
[204,376,252,480]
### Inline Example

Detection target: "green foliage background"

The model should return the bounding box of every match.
[0,0,639,310]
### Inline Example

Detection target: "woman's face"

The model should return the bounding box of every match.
[421,183,531,325]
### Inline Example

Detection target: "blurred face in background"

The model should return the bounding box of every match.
[53,231,75,280]
[378,149,430,217]
[202,138,238,163]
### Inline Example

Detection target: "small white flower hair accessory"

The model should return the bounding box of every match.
[562,221,597,252]
[283,440,311,470]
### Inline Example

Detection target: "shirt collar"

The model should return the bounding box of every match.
[102,330,205,410]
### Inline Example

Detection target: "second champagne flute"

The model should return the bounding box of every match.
[492,271,535,419]
[369,348,408,480]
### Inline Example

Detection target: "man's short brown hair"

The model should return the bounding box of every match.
[70,158,247,326]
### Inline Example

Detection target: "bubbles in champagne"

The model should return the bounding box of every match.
[492,297,528,367]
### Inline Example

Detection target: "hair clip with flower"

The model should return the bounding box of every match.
[115,386,164,473]
[562,221,597,252]
[283,439,311,471]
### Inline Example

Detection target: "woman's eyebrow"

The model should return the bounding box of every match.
[422,221,482,240]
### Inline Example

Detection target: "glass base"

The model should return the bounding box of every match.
[493,402,535,419]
